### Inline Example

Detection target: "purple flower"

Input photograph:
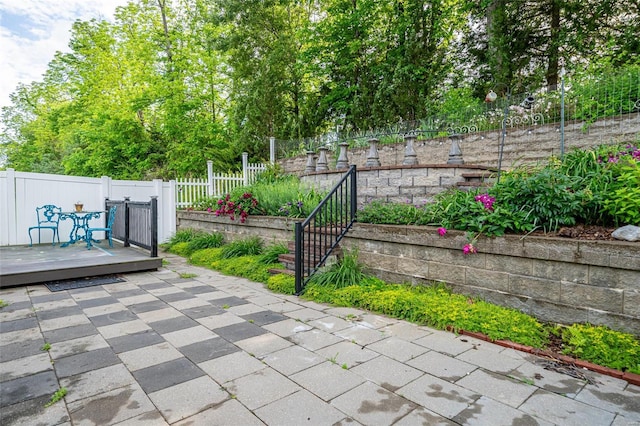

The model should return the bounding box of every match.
[463,243,477,255]
[438,227,447,236]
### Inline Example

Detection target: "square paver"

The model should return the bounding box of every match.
[332,381,418,425]
[53,347,121,378]
[60,364,136,403]
[367,337,429,362]
[0,317,39,333]
[212,321,267,342]
[136,307,183,323]
[162,325,217,348]
[75,296,119,309]
[49,333,110,360]
[183,285,218,295]
[519,389,616,426]
[36,305,83,321]
[42,323,98,344]
[97,319,152,339]
[196,312,245,330]
[0,352,52,382]
[407,350,477,382]
[334,323,387,346]
[287,328,343,351]
[118,342,184,371]
[290,361,365,401]
[148,375,228,423]
[39,314,92,332]
[0,337,45,363]
[132,357,205,394]
[89,310,138,327]
[178,337,240,363]
[255,389,348,425]
[198,351,266,384]
[209,296,248,308]
[139,282,173,290]
[67,383,156,425]
[262,346,324,376]
[180,305,225,319]
[149,316,199,334]
[0,393,70,426]
[240,310,289,326]
[173,399,263,426]
[128,299,168,314]
[262,318,313,338]
[226,367,300,410]
[350,355,424,391]
[107,330,166,354]
[452,395,547,426]
[0,370,59,407]
[456,369,536,408]
[235,333,292,359]
[316,341,380,369]
[157,291,196,303]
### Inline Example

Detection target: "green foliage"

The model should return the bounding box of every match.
[307,249,369,290]
[266,274,296,295]
[163,229,207,249]
[45,387,67,407]
[0,299,8,309]
[168,242,191,257]
[561,324,640,374]
[41,343,51,351]
[189,248,224,267]
[185,232,225,255]
[357,200,426,225]
[257,243,289,265]
[603,160,640,226]
[211,255,273,283]
[303,281,548,348]
[220,237,264,259]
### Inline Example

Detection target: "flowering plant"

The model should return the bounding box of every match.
[212,192,260,223]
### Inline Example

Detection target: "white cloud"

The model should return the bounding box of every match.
[0,0,130,108]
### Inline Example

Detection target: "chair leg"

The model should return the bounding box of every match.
[28,230,33,247]
[86,230,93,249]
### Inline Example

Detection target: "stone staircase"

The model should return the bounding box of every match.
[269,235,343,277]
[456,171,496,191]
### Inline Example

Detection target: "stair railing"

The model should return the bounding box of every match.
[294,165,357,294]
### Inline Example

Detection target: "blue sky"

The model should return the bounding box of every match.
[0,0,129,108]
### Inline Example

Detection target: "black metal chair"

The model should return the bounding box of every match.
[28,205,62,246]
[86,206,117,249]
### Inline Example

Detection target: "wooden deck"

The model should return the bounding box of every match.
[0,242,162,288]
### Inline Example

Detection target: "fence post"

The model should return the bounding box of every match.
[124,196,130,247]
[150,196,158,257]
[242,152,249,186]
[270,137,276,164]
[207,160,214,197]
[5,168,17,245]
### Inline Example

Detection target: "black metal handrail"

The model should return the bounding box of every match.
[295,165,357,294]
[105,196,158,257]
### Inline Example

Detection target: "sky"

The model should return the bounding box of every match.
[0,0,130,109]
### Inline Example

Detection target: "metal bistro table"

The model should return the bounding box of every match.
[60,210,105,247]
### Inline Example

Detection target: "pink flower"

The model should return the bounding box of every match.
[438,227,447,236]
[463,243,477,255]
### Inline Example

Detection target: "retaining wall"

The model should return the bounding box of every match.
[176,211,640,336]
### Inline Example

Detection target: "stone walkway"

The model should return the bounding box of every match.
[1,252,639,425]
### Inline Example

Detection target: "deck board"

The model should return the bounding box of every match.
[0,243,162,288]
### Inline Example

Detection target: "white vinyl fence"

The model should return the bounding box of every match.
[176,153,267,209]
[0,169,177,246]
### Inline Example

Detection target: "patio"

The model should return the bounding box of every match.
[1,252,638,425]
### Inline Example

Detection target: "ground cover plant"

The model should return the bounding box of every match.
[164,232,640,375]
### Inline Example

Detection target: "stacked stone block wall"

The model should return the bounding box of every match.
[176,211,640,336]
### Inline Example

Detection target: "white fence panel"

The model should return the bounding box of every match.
[0,169,176,246]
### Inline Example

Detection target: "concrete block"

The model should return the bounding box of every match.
[465,269,509,292]
[397,257,428,278]
[400,168,428,177]
[623,290,640,317]
[412,176,441,187]
[560,282,624,313]
[428,261,465,284]
[378,169,403,179]
[509,275,560,302]
[486,254,532,275]
[376,185,400,196]
[532,259,588,284]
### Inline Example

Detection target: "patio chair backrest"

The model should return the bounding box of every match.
[36,205,62,225]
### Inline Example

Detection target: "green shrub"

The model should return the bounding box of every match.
[168,242,191,256]
[220,236,264,259]
[357,200,427,225]
[267,274,296,294]
[307,249,370,290]
[185,232,225,254]
[212,255,272,283]
[189,247,224,267]
[561,324,640,374]
[603,160,640,226]
[163,228,206,250]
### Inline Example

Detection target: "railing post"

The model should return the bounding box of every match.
[350,166,357,221]
[207,160,214,197]
[242,152,249,186]
[124,196,130,247]
[150,196,158,258]
[294,221,303,295]
[270,136,276,164]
